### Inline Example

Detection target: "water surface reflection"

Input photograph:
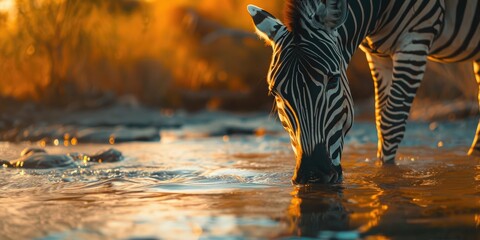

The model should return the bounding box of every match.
[0,127,479,239]
[286,185,351,238]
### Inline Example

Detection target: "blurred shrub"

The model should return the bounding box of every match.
[0,0,476,111]
[0,0,281,109]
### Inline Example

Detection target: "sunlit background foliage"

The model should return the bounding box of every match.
[0,0,476,110]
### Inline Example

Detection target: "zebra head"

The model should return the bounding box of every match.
[247,1,352,184]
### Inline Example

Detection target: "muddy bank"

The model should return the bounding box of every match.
[0,96,477,144]
[0,97,284,144]
[0,100,168,144]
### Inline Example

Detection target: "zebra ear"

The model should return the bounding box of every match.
[247,4,286,45]
[312,0,348,31]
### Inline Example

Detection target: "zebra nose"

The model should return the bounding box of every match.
[291,144,341,185]
[291,168,339,185]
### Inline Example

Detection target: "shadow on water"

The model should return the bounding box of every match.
[285,185,353,238]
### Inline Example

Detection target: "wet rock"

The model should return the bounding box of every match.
[6,147,124,169]
[12,153,77,169]
[76,126,160,143]
[0,160,12,168]
[90,148,123,163]
[59,104,179,128]
[174,111,283,138]
[67,152,87,161]
[14,125,161,143]
[20,147,47,157]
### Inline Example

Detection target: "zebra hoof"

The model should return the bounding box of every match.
[382,159,396,165]
[376,156,395,165]
[378,153,396,164]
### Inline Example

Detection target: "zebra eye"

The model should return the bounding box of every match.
[327,76,340,88]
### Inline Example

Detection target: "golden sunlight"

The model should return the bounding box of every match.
[0,0,14,12]
[0,0,15,25]
[0,1,478,239]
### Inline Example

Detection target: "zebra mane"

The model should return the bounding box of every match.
[284,0,325,33]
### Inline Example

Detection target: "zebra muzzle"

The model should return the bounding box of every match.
[291,144,342,185]
[292,167,340,185]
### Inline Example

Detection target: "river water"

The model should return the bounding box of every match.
[0,118,479,239]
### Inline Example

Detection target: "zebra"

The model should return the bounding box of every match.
[247,0,480,184]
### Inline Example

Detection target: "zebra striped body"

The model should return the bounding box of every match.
[431,1,480,62]
[248,0,480,184]
[363,1,480,62]
[359,0,480,161]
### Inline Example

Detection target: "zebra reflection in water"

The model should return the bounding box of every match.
[247,0,480,184]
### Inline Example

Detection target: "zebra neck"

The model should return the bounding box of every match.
[337,0,389,62]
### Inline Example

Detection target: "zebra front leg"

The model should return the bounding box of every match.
[468,61,480,155]
[378,51,428,163]
[364,52,394,161]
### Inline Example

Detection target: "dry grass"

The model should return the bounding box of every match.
[0,0,476,110]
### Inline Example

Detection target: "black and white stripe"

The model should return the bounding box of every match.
[359,0,480,161]
[248,0,480,183]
